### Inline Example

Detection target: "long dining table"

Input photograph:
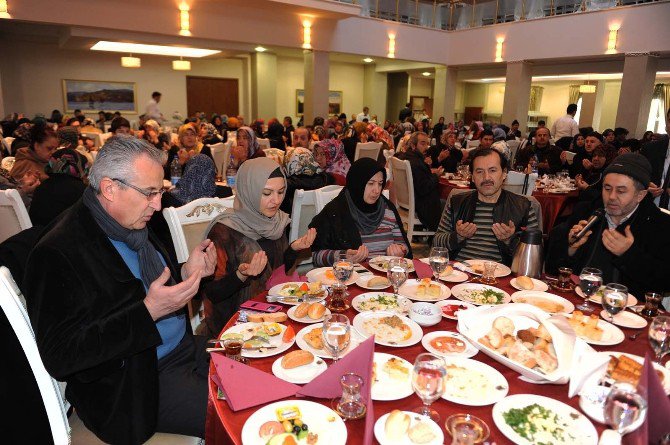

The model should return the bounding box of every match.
[205,262,657,445]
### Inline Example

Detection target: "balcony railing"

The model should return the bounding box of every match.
[335,0,662,30]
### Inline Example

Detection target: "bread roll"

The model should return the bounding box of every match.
[307,302,326,319]
[407,421,436,444]
[281,350,314,369]
[384,410,410,440]
[368,276,391,288]
[247,312,265,323]
[493,316,515,337]
[263,312,287,323]
[517,276,534,290]
[294,302,310,318]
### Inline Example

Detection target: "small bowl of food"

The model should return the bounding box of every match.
[409,302,442,327]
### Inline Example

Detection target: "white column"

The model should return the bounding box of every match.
[363,64,388,123]
[303,50,329,125]
[615,53,658,137]
[589,80,607,131]
[250,52,277,122]
[433,66,458,124]
[501,61,532,133]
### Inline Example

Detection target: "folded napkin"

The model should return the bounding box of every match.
[265,265,306,291]
[567,339,606,397]
[210,353,301,411]
[628,354,670,445]
[413,259,433,279]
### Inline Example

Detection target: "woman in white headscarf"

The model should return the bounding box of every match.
[202,157,316,335]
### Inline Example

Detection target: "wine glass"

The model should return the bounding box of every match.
[602,283,628,323]
[648,316,670,364]
[429,247,449,282]
[603,383,647,440]
[332,250,354,289]
[387,257,408,297]
[322,313,350,362]
[411,353,446,422]
[577,267,603,312]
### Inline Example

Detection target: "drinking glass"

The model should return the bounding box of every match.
[577,267,602,311]
[387,257,408,297]
[602,283,628,323]
[641,292,663,318]
[332,250,354,288]
[336,373,366,420]
[411,353,446,421]
[445,414,490,445]
[222,338,243,362]
[603,383,647,437]
[322,313,350,362]
[479,261,497,285]
[428,247,449,282]
[648,316,670,364]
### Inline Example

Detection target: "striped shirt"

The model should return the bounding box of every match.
[313,207,406,266]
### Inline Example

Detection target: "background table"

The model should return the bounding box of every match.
[205,266,656,445]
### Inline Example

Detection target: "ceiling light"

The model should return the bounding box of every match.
[0,0,10,19]
[179,2,191,36]
[422,72,431,76]
[255,46,267,52]
[121,56,141,68]
[172,59,191,71]
[91,41,220,58]
[363,57,374,63]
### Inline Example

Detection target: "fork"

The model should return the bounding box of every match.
[628,332,641,341]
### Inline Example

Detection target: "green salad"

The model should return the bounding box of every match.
[503,404,576,445]
[357,294,400,311]
[462,288,505,304]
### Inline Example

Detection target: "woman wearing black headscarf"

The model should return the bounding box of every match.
[309,158,412,266]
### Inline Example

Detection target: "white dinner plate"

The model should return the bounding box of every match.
[451,283,511,305]
[510,277,549,292]
[564,313,624,346]
[421,331,478,358]
[294,323,361,359]
[353,311,423,347]
[434,299,476,320]
[418,258,469,282]
[441,357,509,406]
[599,310,648,329]
[575,286,638,307]
[266,281,327,306]
[271,354,328,384]
[371,352,413,401]
[511,290,575,314]
[306,267,359,286]
[493,394,598,445]
[456,259,512,277]
[351,292,411,315]
[286,305,331,324]
[241,400,347,445]
[355,274,392,290]
[221,322,295,359]
[368,256,415,273]
[398,279,451,302]
[374,411,443,445]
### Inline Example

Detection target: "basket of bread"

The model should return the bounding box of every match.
[457,304,575,383]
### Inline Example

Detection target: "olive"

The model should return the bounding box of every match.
[301,424,308,431]
[292,425,301,434]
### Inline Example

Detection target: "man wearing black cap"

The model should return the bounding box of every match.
[557,153,670,298]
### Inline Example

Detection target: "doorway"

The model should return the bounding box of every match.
[186,76,239,119]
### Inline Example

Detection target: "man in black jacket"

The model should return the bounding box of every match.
[640,107,670,209]
[555,153,670,298]
[433,147,539,265]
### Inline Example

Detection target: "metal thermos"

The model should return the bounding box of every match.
[511,229,543,278]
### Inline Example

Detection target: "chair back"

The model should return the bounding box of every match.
[216,141,234,177]
[660,207,670,216]
[564,150,576,165]
[314,185,343,214]
[288,189,316,243]
[526,195,543,233]
[389,157,413,212]
[0,266,70,445]
[507,139,521,164]
[209,142,227,175]
[1,156,15,171]
[2,136,15,155]
[80,132,103,148]
[467,139,481,149]
[98,132,112,147]
[263,148,285,165]
[354,141,382,161]
[0,189,32,243]
[257,138,271,150]
[503,171,538,196]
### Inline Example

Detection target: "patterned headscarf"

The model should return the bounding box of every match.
[368,123,395,150]
[171,154,217,204]
[13,122,33,142]
[284,147,322,177]
[58,126,79,149]
[200,122,219,140]
[313,125,327,141]
[315,139,350,178]
[237,126,260,157]
[45,148,89,179]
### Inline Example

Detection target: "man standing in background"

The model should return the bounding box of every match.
[145,91,164,123]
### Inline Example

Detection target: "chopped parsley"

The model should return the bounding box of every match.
[503,404,576,444]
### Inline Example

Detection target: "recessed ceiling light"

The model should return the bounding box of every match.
[422,72,431,76]
[363,57,374,63]
[255,46,267,52]
[91,41,220,58]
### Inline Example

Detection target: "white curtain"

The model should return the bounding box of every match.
[515,0,547,20]
[358,0,371,17]
[586,0,617,10]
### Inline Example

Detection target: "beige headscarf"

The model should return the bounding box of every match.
[208,157,290,240]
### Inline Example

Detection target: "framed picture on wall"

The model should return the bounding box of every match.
[296,89,344,116]
[62,79,137,113]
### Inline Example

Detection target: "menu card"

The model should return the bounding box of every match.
[266,264,306,290]
[412,259,433,279]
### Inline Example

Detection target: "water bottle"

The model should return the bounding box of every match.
[170,157,181,186]
[226,158,237,191]
[530,155,538,174]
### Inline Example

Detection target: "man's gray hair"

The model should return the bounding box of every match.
[88,135,167,191]
[408,131,428,150]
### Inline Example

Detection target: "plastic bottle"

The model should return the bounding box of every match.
[170,157,181,186]
[530,155,538,175]
[226,157,238,191]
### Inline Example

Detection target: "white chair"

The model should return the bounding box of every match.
[314,185,343,214]
[660,207,670,216]
[467,139,480,150]
[564,150,576,165]
[80,132,103,149]
[527,195,543,233]
[257,138,271,150]
[0,189,32,243]
[507,139,521,164]
[98,132,112,147]
[216,141,234,178]
[163,197,233,331]
[354,141,382,162]
[208,142,227,175]
[503,171,538,196]
[1,156,15,171]
[389,157,435,242]
[289,189,316,244]
[2,136,15,155]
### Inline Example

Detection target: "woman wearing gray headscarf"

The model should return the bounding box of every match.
[492,127,511,160]
[202,157,316,335]
[229,126,266,170]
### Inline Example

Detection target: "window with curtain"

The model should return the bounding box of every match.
[647,84,668,134]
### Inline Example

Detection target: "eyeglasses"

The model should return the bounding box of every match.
[112,178,165,200]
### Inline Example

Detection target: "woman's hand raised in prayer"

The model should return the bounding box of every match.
[344,245,369,264]
[237,251,268,281]
[386,243,407,257]
[291,228,317,251]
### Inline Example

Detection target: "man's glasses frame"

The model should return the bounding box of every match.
[112,178,165,200]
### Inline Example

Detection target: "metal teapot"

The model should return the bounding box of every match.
[511,229,543,278]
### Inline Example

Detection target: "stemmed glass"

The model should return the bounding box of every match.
[411,353,446,422]
[648,316,670,364]
[429,247,449,282]
[602,283,628,323]
[603,383,647,441]
[333,250,354,289]
[322,313,350,362]
[387,257,408,298]
[577,267,603,312]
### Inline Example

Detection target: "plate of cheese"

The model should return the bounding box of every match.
[398,278,451,302]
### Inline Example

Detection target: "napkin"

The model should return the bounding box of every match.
[627,354,670,445]
[265,264,306,291]
[210,353,301,411]
[413,259,433,279]
[567,339,606,397]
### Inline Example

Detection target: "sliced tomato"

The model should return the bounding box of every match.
[298,283,309,292]
[282,325,295,343]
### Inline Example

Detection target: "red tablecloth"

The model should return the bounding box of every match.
[438,178,578,233]
[205,268,656,445]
